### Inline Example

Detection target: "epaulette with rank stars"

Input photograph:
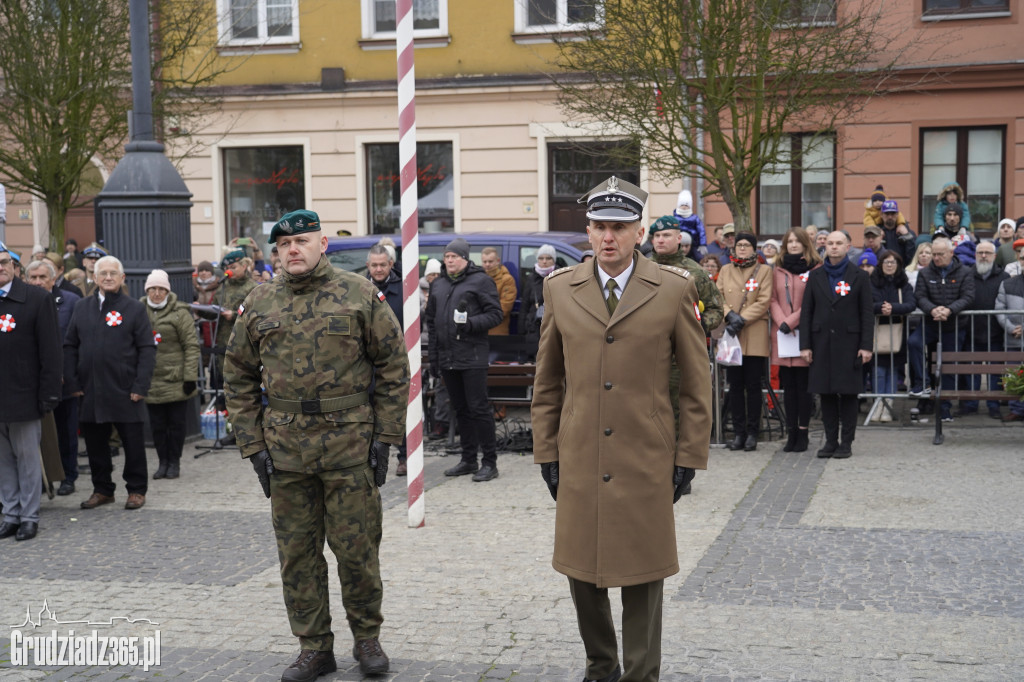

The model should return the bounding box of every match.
[657,264,691,278]
[548,265,577,278]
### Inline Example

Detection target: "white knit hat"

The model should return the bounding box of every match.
[424,258,442,276]
[537,244,557,259]
[144,269,171,291]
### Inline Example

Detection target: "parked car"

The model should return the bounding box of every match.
[325,231,591,336]
[326,231,590,288]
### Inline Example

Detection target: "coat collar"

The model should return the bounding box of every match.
[569,251,660,327]
[1,276,26,303]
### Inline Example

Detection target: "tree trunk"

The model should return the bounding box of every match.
[46,200,67,253]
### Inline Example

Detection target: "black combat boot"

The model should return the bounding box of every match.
[353,638,390,675]
[281,649,336,682]
[165,459,180,479]
[153,460,167,480]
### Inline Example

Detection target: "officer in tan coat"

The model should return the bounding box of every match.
[531,177,712,682]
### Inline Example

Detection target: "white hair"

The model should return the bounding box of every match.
[93,255,124,275]
[26,259,56,278]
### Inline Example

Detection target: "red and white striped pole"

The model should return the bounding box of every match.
[396,0,424,528]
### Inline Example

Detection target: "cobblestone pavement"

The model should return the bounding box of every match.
[1,412,1022,681]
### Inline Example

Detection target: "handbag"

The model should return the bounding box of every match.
[716,330,743,366]
[873,289,904,354]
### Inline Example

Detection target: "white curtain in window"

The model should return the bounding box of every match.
[416,0,440,21]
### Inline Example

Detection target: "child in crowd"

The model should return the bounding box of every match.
[863,185,907,229]
[933,182,971,233]
[673,189,707,258]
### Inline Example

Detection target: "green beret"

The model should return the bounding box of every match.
[269,209,321,244]
[649,215,681,234]
[221,248,246,266]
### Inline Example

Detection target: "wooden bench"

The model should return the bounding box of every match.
[487,363,536,410]
[930,350,1023,444]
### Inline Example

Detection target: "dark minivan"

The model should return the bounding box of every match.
[325,231,591,291]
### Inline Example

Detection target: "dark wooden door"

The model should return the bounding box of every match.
[548,142,640,233]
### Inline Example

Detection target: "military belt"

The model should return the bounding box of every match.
[266,391,370,415]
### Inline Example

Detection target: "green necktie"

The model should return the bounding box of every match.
[606,279,619,314]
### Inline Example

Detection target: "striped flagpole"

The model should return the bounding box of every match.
[396,0,424,528]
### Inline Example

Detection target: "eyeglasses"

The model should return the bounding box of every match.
[0,258,12,267]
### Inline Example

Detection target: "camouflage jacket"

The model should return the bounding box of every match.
[224,256,410,472]
[651,249,724,332]
[215,275,257,348]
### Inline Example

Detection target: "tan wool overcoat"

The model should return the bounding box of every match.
[531,255,712,588]
[716,261,773,357]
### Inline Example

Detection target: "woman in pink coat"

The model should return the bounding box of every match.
[769,228,821,452]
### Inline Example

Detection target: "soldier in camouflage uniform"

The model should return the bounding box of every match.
[224,210,409,682]
[649,215,721,494]
[648,215,724,332]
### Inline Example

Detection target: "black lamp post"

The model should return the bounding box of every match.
[94,0,193,301]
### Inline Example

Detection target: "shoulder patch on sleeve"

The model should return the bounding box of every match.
[658,264,691,278]
[548,265,576,278]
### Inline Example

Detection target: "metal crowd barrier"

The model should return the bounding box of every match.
[709,308,1024,441]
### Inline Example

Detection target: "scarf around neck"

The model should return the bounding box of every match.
[781,253,810,275]
[729,253,758,270]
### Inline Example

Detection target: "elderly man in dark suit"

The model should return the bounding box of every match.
[64,255,156,511]
[531,177,712,682]
[801,231,874,458]
[0,244,62,541]
[25,258,82,495]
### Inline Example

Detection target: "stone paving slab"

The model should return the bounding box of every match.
[1,418,1022,680]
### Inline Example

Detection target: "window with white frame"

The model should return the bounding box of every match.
[920,127,1004,232]
[514,0,601,33]
[758,134,835,235]
[218,0,298,45]
[362,0,447,38]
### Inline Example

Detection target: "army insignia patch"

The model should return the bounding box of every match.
[376,290,386,303]
[105,311,123,327]
[153,331,162,344]
[693,302,701,321]
[835,281,851,296]
[238,304,245,315]
[0,313,15,332]
[799,272,810,283]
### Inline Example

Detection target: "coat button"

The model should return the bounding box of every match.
[606,335,614,343]
[603,474,611,482]
[604,428,612,436]
[604,382,612,390]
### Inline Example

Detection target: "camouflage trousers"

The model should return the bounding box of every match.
[270,464,384,651]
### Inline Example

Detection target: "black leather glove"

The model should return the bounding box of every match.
[183,381,197,395]
[673,466,695,503]
[778,322,792,335]
[369,441,389,487]
[725,311,746,336]
[540,462,559,501]
[250,450,275,498]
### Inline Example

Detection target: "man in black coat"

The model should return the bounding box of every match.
[907,234,975,421]
[0,245,62,541]
[366,240,408,475]
[425,237,503,481]
[26,259,82,496]
[878,200,917,266]
[959,241,1009,417]
[801,232,874,458]
[64,256,156,511]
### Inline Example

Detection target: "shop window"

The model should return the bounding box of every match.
[758,134,834,235]
[366,142,454,234]
[223,146,305,252]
